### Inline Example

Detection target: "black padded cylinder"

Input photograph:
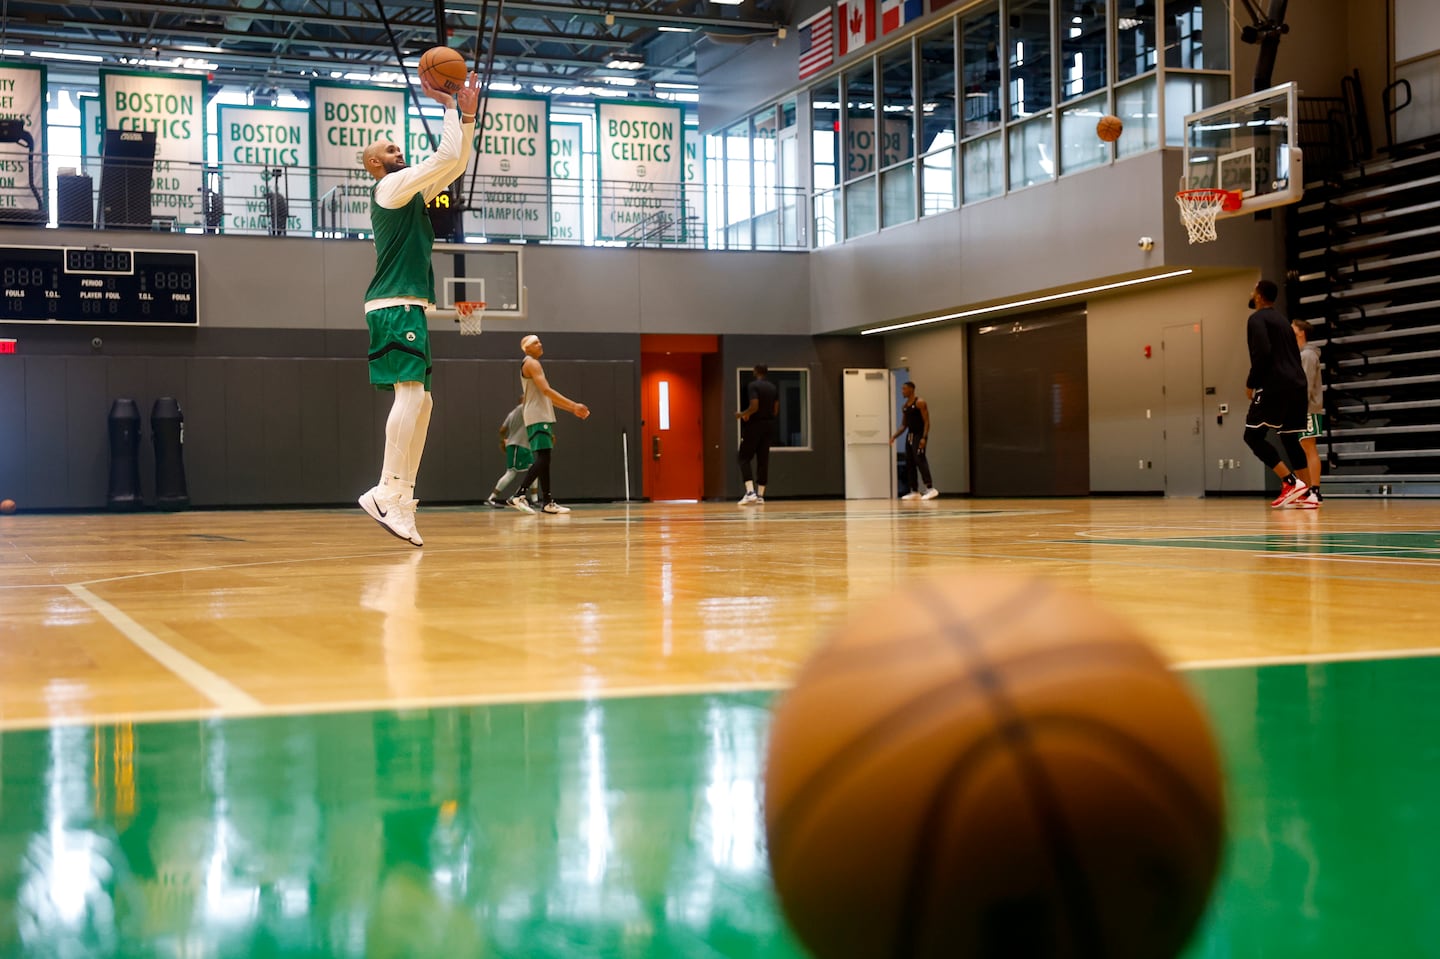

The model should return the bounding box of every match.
[151,396,190,510]
[107,398,142,511]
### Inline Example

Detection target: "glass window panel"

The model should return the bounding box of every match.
[1008,113,1055,189]
[962,131,1004,202]
[1061,0,1107,100]
[1008,0,1053,121]
[921,146,957,214]
[844,62,877,182]
[1165,0,1228,70]
[812,78,841,192]
[1163,73,1230,146]
[752,106,779,249]
[738,369,810,449]
[880,47,916,169]
[706,133,726,248]
[845,176,877,237]
[961,6,1002,139]
[1116,0,1158,81]
[882,162,916,228]
[1115,76,1159,158]
[1059,92,1110,174]
[920,23,958,156]
[726,121,752,247]
[814,187,839,247]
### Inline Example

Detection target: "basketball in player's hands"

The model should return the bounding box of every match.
[1097,114,1124,142]
[418,46,468,93]
[764,571,1225,959]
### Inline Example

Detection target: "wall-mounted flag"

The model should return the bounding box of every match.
[838,0,876,57]
[798,8,835,80]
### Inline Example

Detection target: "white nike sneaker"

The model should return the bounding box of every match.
[900,491,922,501]
[360,486,419,546]
[739,491,759,506]
[541,501,571,514]
[395,497,423,546]
[921,488,940,500]
[506,495,535,514]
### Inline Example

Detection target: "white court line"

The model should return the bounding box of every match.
[4,646,1440,733]
[65,585,262,711]
[0,678,789,732]
[1177,647,1440,671]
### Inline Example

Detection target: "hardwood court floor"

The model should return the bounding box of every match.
[1,497,1439,956]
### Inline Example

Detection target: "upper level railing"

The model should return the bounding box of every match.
[0,154,809,252]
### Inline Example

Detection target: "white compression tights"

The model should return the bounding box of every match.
[380,381,433,492]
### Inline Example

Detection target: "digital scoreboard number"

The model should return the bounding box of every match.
[0,246,200,326]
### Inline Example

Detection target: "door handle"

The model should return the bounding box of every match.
[1193,417,1201,435]
[652,435,662,460]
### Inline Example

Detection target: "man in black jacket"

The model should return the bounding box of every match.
[1242,279,1310,508]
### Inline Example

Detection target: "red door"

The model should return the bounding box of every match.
[641,352,704,501]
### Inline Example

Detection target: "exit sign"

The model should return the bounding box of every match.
[0,339,15,354]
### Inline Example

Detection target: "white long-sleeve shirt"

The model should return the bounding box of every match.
[374,106,474,210]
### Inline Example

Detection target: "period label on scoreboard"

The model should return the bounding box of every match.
[1,246,199,326]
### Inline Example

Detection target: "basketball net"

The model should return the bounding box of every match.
[457,301,485,336]
[1175,189,1239,245]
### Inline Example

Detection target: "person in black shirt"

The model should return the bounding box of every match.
[736,365,779,505]
[890,382,938,500]
[1242,279,1310,508]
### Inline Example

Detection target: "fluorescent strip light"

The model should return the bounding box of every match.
[861,270,1195,335]
[488,81,522,91]
[654,81,699,90]
[178,44,224,53]
[603,77,638,86]
[29,50,105,62]
[657,25,693,32]
[711,0,744,5]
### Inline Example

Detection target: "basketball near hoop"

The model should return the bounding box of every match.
[456,301,486,336]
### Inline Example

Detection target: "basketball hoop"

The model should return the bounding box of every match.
[1175,189,1242,245]
[456,301,486,336]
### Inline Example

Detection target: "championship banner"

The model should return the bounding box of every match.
[549,121,583,242]
[100,70,206,229]
[310,81,407,233]
[0,62,46,218]
[80,94,102,178]
[464,93,549,240]
[682,127,703,242]
[596,100,683,243]
[218,105,313,235]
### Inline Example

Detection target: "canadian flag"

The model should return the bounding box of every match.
[880,0,922,34]
[838,0,876,56]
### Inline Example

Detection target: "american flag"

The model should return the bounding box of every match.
[797,7,834,80]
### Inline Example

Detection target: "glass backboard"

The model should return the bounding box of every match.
[433,244,525,317]
[1181,81,1302,219]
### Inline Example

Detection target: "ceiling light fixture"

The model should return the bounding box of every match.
[605,54,644,69]
[861,270,1195,335]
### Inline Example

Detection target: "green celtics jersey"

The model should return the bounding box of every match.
[365,186,435,302]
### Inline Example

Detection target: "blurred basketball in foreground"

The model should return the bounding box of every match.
[0,498,15,514]
[418,46,468,93]
[1097,114,1125,142]
[764,572,1225,959]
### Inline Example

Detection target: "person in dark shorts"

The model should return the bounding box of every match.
[1242,279,1310,508]
[890,381,938,500]
[736,365,779,505]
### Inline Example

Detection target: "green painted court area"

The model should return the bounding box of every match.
[1076,530,1440,561]
[2,657,1438,957]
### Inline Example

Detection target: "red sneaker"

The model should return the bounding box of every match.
[1270,477,1309,508]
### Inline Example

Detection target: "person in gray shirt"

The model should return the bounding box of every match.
[484,399,539,510]
[1292,319,1324,508]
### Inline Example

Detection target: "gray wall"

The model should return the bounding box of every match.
[810,150,1281,334]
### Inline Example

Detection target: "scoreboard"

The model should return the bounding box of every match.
[1,246,200,326]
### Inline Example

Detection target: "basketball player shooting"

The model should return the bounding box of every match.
[356,68,480,547]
